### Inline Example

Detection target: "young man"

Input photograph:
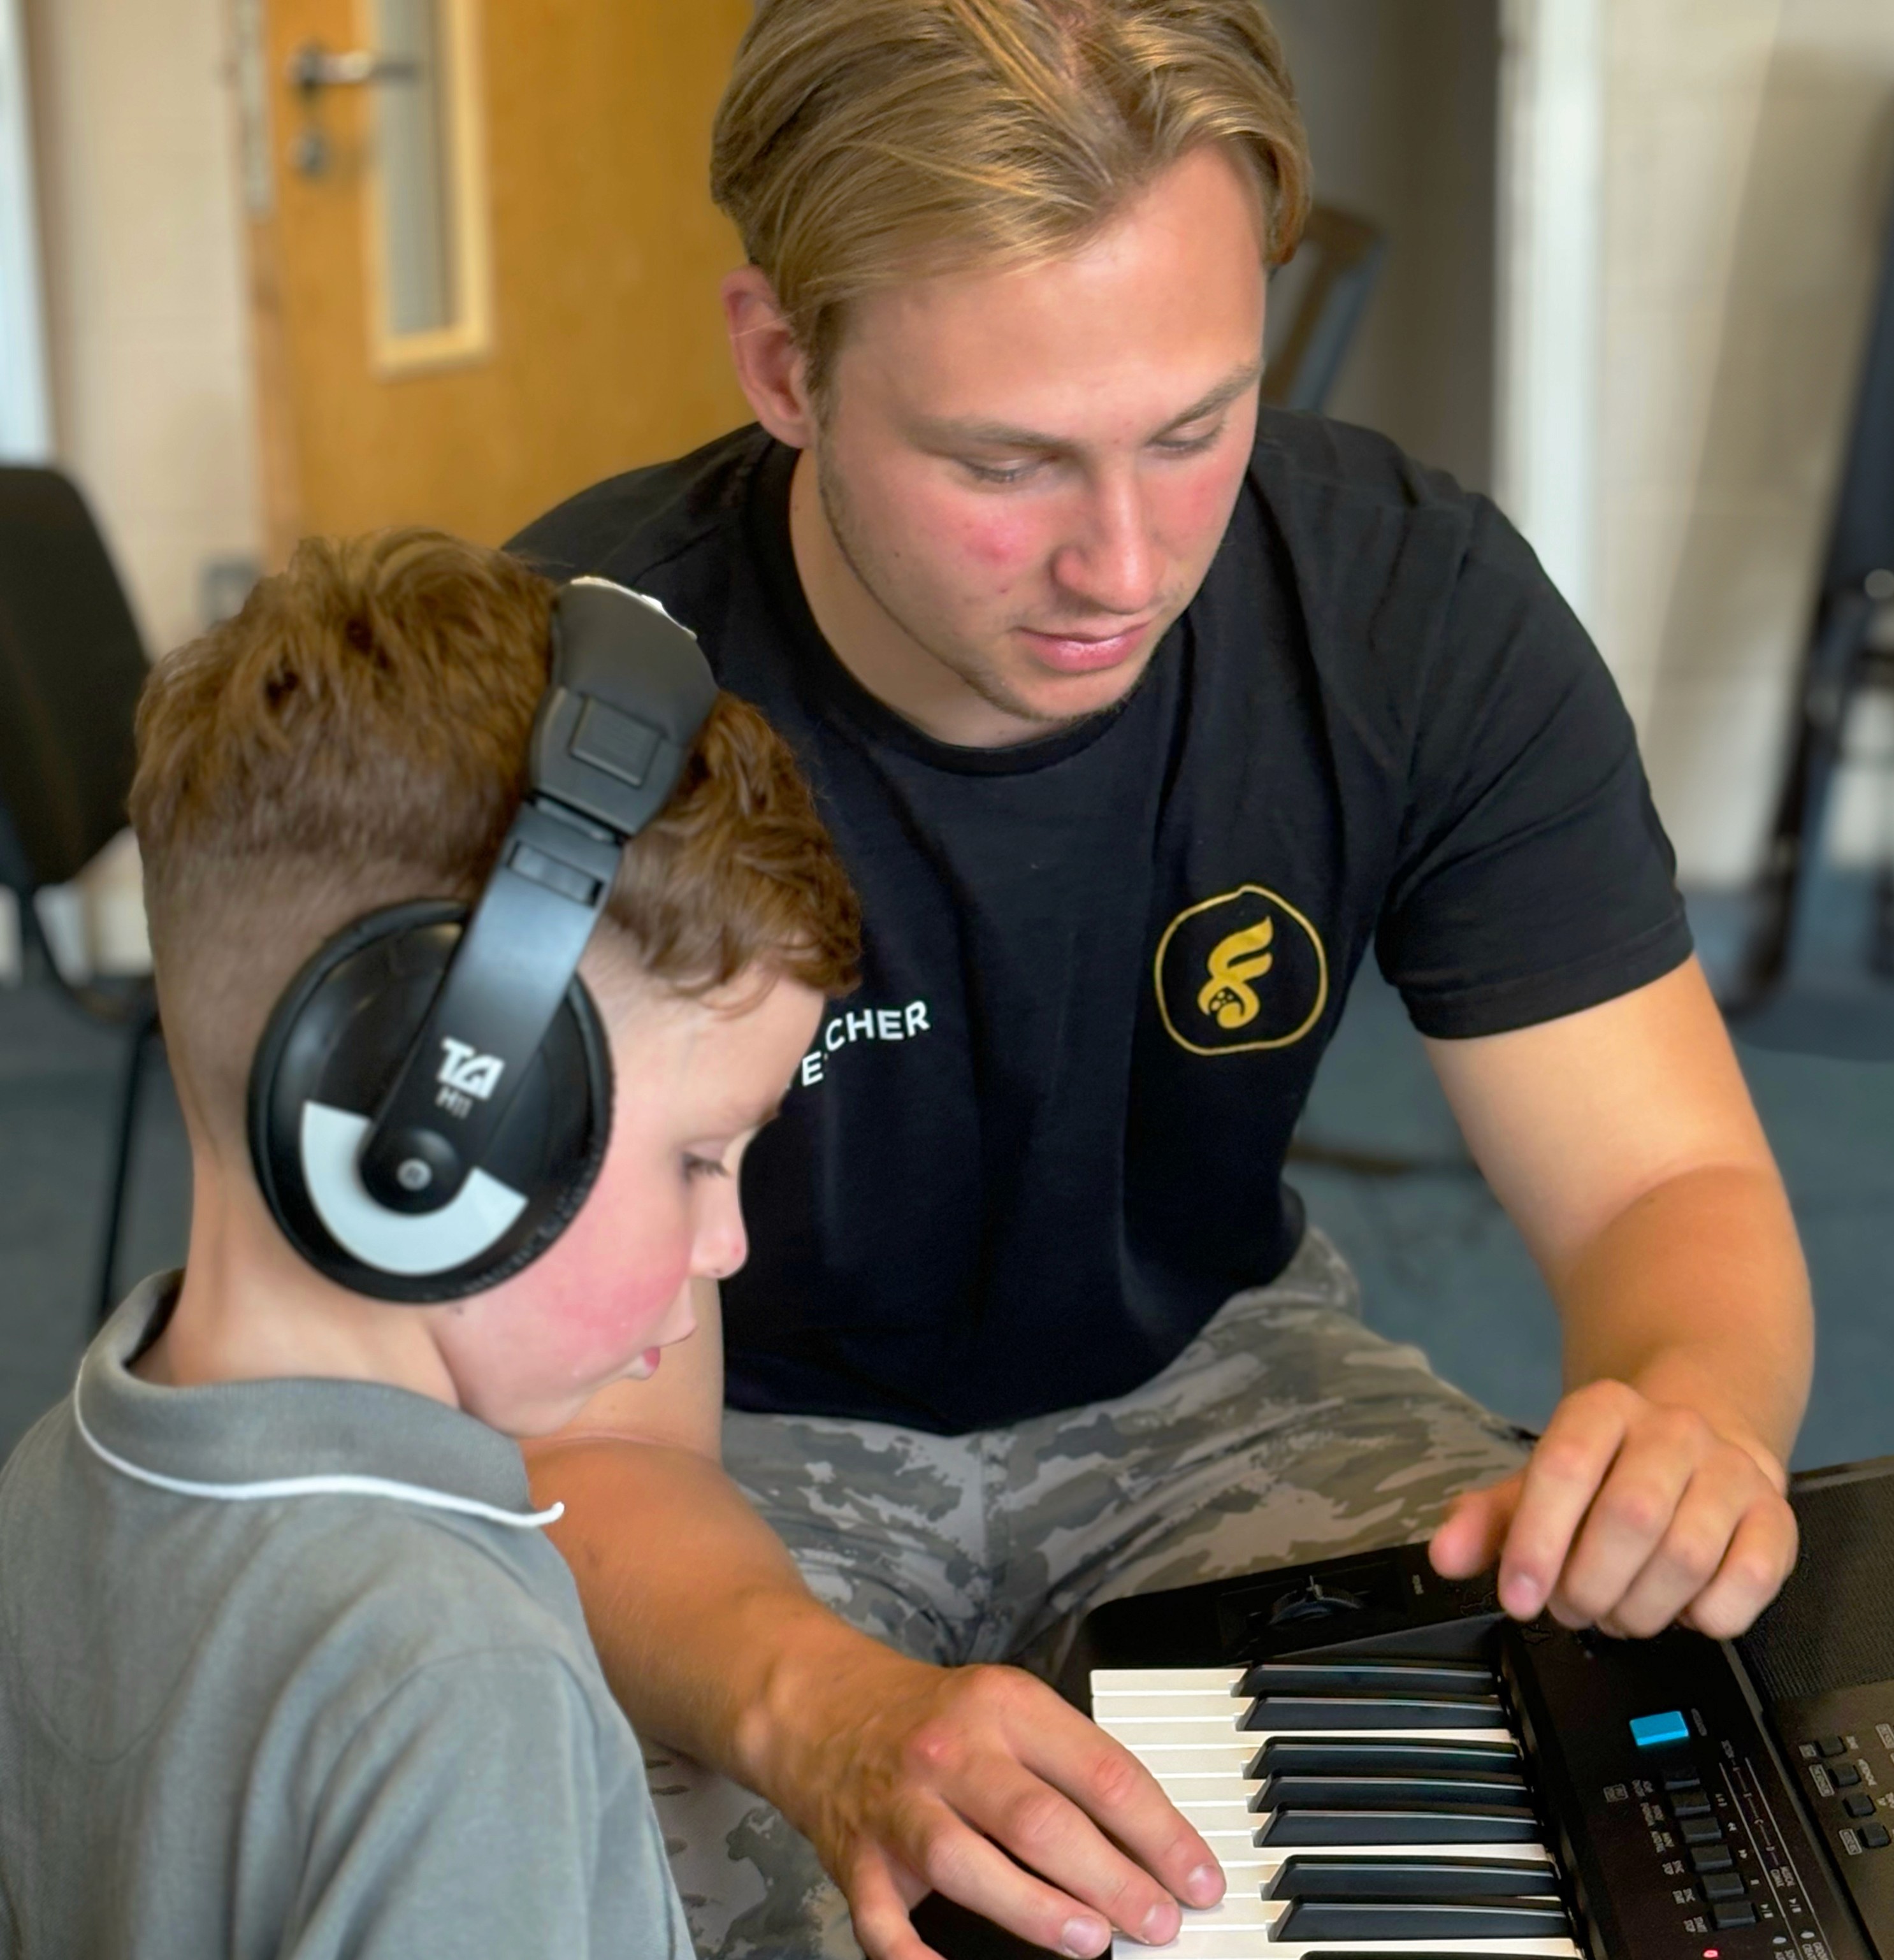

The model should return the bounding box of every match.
[510,3,1812,1956]
[0,532,859,1957]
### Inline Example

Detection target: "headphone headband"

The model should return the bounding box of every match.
[349,579,716,1217]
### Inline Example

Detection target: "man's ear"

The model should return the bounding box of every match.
[722,267,818,450]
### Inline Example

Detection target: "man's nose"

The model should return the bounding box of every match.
[1053,472,1160,616]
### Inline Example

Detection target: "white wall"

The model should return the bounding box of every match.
[1273,0,1894,889]
[1268,0,1501,497]
[7,0,263,979]
[1596,0,1894,883]
[25,0,261,659]
[0,0,47,459]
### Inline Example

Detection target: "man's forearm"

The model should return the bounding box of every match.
[1552,1162,1811,1467]
[527,1436,862,1783]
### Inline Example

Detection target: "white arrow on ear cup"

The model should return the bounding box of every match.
[300,1103,530,1278]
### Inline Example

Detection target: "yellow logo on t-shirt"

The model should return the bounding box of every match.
[1156,886,1327,1055]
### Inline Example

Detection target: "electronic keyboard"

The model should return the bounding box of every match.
[911,1455,1894,1960]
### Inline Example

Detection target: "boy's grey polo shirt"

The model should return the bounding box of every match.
[0,1277,691,1959]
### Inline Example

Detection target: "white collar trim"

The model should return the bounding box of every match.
[72,1385,563,1532]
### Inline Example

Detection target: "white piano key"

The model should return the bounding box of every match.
[1101,1717,1251,1744]
[1093,1668,1246,1694]
[1096,1692,1250,1721]
[1118,1931,1579,1960]
[1138,1742,1266,1776]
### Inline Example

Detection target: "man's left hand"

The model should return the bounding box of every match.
[1428,1378,1797,1640]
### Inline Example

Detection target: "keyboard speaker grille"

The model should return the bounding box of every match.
[1739,1463,1894,1701]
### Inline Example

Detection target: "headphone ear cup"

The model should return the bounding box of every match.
[249,900,613,1302]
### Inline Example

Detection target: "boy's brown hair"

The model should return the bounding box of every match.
[131,530,859,1141]
[711,0,1310,402]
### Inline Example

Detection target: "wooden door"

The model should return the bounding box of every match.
[238,0,754,556]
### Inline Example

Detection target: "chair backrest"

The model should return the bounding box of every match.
[1821,173,1894,598]
[0,468,150,894]
[1262,203,1388,416]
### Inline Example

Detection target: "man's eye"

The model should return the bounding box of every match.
[1155,422,1224,458]
[960,458,1038,486]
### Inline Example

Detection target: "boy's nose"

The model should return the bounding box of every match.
[692,1188,748,1282]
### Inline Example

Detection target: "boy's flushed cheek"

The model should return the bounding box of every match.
[533,1257,695,1385]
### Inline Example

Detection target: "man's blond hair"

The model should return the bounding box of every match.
[711,0,1310,397]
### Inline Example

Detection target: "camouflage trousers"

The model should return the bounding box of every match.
[647,1229,1532,1958]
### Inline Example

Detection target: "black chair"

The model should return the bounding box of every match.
[1262,202,1389,414]
[0,466,162,1324]
[1733,167,1894,1009]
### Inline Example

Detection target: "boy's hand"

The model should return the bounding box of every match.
[745,1625,1223,1959]
[1429,1379,1796,1639]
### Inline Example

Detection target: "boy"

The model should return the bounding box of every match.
[0,530,859,1957]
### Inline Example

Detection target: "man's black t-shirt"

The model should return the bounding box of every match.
[510,414,1691,1435]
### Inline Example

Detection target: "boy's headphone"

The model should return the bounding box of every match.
[247,577,717,1302]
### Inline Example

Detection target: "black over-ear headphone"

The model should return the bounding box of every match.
[248,577,717,1302]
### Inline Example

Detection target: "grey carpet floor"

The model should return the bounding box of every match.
[3,893,1890,1471]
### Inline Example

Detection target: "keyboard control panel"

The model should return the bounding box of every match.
[1767,1685,1894,1952]
[1503,1624,1874,1960]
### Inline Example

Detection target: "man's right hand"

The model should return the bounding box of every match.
[737,1620,1225,1959]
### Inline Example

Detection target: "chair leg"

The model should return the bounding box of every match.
[1733,589,1875,1009]
[97,1004,161,1327]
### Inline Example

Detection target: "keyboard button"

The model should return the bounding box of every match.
[1818,1737,1848,1757]
[1682,1818,1726,1845]
[1271,1898,1572,1942]
[1631,1711,1691,1748]
[1714,1901,1760,1929]
[1264,1855,1561,1899]
[1255,1804,1542,1846]
[1664,1773,1704,1794]
[1671,1791,1713,1818]
[1702,1873,1747,1901]
[1833,1764,1861,1787]
[1844,1796,1875,1819]
[1692,1847,1735,1873]
[1861,1823,1891,1849]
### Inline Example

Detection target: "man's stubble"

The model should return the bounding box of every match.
[812,438,1089,736]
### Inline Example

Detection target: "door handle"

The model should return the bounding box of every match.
[287,41,421,94]
[284,41,424,179]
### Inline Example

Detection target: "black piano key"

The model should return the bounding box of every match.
[1256,1804,1543,1846]
[1246,1738,1521,1782]
[1238,1659,1498,1699]
[1254,1771,1531,1814]
[1265,1856,1561,1900]
[1271,1898,1572,1942]
[1243,1692,1508,1731]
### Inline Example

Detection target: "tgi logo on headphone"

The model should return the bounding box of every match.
[437,1038,506,1118]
